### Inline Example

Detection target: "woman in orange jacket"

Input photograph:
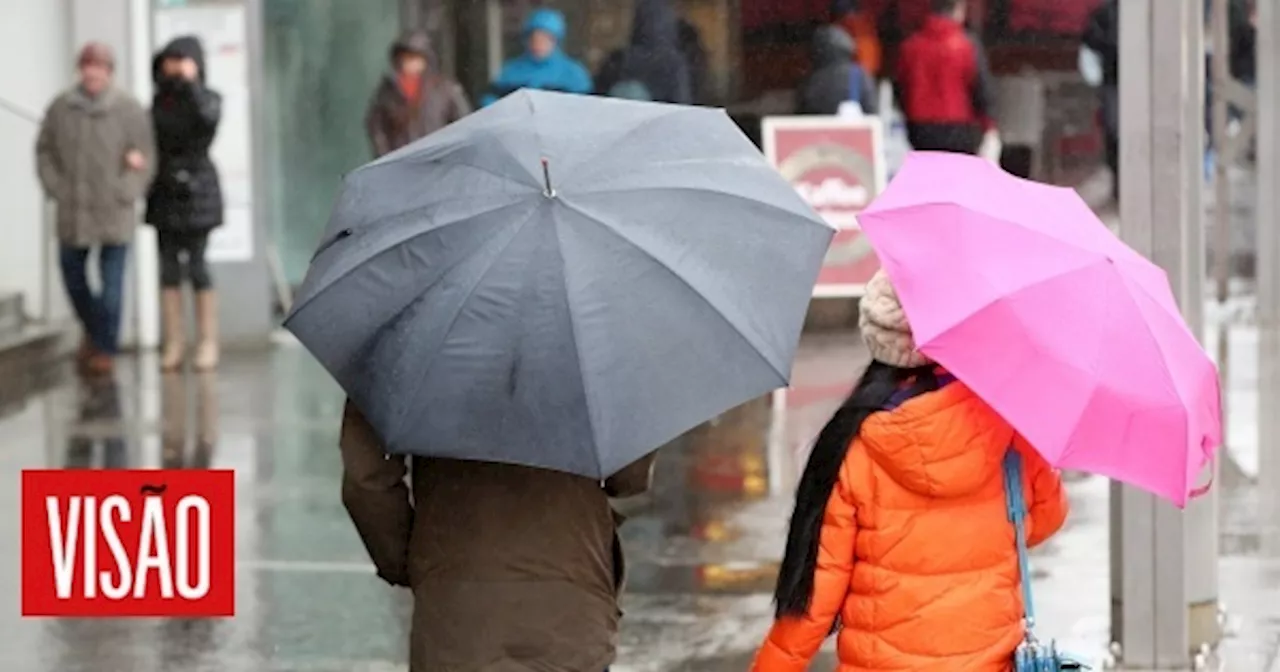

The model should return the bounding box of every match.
[753,270,1069,672]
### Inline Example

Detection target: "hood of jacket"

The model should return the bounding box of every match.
[812,24,855,68]
[153,35,207,84]
[630,0,679,50]
[918,14,966,40]
[388,30,435,66]
[857,380,1013,498]
[524,8,567,43]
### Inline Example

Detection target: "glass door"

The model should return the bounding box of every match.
[260,0,401,285]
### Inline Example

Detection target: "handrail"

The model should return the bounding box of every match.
[0,93,51,326]
[0,95,41,125]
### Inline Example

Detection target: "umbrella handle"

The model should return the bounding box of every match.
[1188,438,1216,500]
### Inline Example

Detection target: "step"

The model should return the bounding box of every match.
[0,292,23,338]
[0,320,77,413]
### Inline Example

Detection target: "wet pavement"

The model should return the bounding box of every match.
[0,328,1277,671]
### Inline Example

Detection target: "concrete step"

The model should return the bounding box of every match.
[0,319,76,414]
[0,292,23,338]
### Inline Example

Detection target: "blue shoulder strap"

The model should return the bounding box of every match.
[1003,449,1037,630]
[882,373,956,410]
[848,66,865,105]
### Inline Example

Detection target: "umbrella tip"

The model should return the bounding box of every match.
[541,157,556,198]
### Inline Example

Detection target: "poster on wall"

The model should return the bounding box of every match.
[154,4,255,264]
[762,116,886,298]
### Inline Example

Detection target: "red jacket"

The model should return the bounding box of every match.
[895,15,994,128]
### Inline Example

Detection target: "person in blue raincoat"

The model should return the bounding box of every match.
[481,8,593,106]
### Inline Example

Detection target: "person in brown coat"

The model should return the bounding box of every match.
[36,42,155,376]
[364,31,472,158]
[339,400,656,671]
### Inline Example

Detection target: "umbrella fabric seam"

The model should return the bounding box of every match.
[285,199,533,322]
[558,197,790,385]
[865,201,1134,270]
[356,114,531,178]
[559,107,705,186]
[567,156,782,193]
[330,222,522,381]
[910,256,1109,348]
[549,210,604,479]
[386,205,545,450]
[569,184,823,234]
[918,262,1120,464]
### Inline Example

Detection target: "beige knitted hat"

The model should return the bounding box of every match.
[859,269,931,368]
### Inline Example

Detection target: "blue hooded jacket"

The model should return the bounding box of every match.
[481,9,593,106]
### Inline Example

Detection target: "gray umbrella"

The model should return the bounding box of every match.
[285,90,834,479]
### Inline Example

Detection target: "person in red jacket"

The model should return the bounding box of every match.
[894,0,994,154]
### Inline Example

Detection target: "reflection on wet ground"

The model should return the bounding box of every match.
[0,333,1277,671]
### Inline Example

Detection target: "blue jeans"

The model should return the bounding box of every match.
[59,244,128,355]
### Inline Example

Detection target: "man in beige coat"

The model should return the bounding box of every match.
[36,42,155,375]
[340,400,656,671]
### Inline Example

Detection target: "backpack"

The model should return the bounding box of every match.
[607,79,653,101]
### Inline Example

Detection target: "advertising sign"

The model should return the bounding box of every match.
[22,469,235,617]
[763,116,887,297]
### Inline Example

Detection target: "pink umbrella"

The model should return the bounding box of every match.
[858,152,1222,506]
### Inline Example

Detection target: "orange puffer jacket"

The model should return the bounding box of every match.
[754,381,1069,672]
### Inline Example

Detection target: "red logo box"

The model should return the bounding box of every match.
[21,469,235,617]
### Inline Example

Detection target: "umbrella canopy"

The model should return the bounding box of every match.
[859,151,1222,506]
[285,90,834,479]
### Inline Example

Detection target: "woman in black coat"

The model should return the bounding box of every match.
[147,36,224,372]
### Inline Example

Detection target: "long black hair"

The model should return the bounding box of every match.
[773,361,940,617]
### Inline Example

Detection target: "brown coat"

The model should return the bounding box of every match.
[339,400,655,672]
[365,73,472,158]
[35,87,155,247]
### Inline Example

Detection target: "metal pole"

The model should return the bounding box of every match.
[1257,0,1280,555]
[1211,0,1232,304]
[486,0,503,80]
[1181,0,1220,656]
[1112,0,1200,667]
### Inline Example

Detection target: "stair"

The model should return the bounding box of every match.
[0,290,74,411]
[0,292,22,337]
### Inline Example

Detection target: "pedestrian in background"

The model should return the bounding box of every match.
[831,0,882,80]
[1082,0,1119,201]
[894,0,995,155]
[594,0,693,104]
[752,270,1068,672]
[677,18,710,104]
[481,8,593,106]
[365,31,472,159]
[338,400,657,671]
[798,25,878,116]
[36,42,155,376]
[147,36,224,372]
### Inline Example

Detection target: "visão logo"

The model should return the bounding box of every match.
[21,470,234,617]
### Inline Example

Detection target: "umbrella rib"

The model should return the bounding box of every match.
[570,184,825,233]
[548,216,604,479]
[287,199,534,321]
[388,204,545,450]
[559,107,706,186]
[353,115,531,178]
[868,202,1112,260]
[558,198,791,385]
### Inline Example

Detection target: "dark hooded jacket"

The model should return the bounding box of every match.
[799,25,878,115]
[594,0,693,104]
[1082,0,1118,88]
[146,36,223,234]
[365,32,472,158]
